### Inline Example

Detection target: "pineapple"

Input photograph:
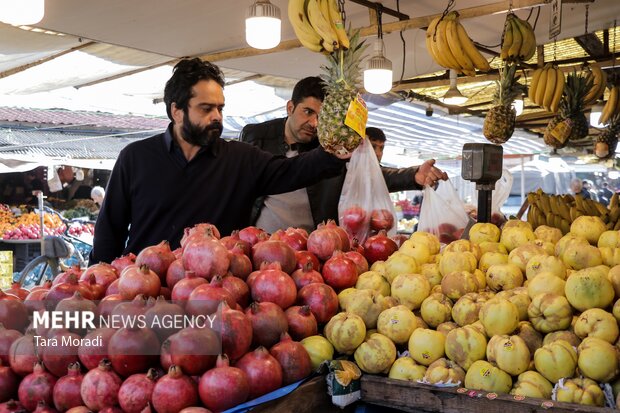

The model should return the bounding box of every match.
[595,115,620,159]
[483,62,524,144]
[318,30,368,155]
[544,69,592,149]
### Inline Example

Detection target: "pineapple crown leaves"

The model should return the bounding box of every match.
[559,68,592,116]
[320,28,367,90]
[494,61,525,107]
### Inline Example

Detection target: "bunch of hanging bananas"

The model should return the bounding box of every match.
[500,13,537,62]
[526,189,620,234]
[425,11,490,77]
[600,86,620,125]
[583,65,608,106]
[288,0,349,53]
[528,64,565,113]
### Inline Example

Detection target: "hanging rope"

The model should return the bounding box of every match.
[376,4,384,40]
[338,0,346,25]
[434,0,455,40]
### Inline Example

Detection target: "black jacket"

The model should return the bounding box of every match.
[240,117,422,228]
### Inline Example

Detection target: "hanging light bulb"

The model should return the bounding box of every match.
[245,0,281,50]
[440,69,468,105]
[512,94,524,116]
[590,102,604,127]
[0,0,45,26]
[363,6,393,94]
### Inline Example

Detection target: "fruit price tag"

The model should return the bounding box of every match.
[344,94,368,138]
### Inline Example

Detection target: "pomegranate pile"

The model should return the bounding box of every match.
[0,220,401,412]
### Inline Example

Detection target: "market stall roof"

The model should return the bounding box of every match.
[0,0,619,160]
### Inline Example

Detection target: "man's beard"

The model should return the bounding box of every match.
[181,115,223,147]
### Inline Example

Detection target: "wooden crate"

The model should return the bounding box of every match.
[361,375,610,413]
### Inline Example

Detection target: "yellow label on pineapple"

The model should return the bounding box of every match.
[344,94,368,138]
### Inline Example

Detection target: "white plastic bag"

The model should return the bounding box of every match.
[417,180,470,244]
[492,168,514,224]
[338,139,397,243]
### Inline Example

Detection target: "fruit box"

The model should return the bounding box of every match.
[360,375,610,413]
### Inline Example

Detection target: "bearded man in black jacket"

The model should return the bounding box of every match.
[240,76,447,233]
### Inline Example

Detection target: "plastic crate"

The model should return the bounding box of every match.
[9,241,42,272]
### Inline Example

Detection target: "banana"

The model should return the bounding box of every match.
[600,86,619,125]
[557,198,572,222]
[436,15,462,71]
[574,194,586,213]
[500,16,513,61]
[610,193,619,210]
[528,68,544,104]
[455,19,490,72]
[306,0,338,53]
[325,0,349,49]
[507,18,523,60]
[288,0,324,52]
[445,16,476,76]
[583,65,606,105]
[542,67,557,111]
[426,16,446,67]
[515,17,536,61]
[534,66,549,108]
[549,68,565,113]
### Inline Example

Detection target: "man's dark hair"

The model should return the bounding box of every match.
[366,127,386,142]
[291,76,326,108]
[163,58,225,121]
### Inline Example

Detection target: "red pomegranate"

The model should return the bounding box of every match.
[370,208,395,231]
[245,302,288,348]
[181,223,221,247]
[168,327,219,376]
[78,328,116,371]
[97,294,123,320]
[237,226,268,247]
[83,274,106,300]
[182,236,230,281]
[251,239,297,275]
[198,354,249,411]
[31,401,58,413]
[219,302,252,361]
[269,229,307,252]
[227,245,253,280]
[135,241,176,282]
[344,250,369,275]
[8,332,38,377]
[324,220,351,252]
[108,325,160,377]
[110,253,136,275]
[171,271,207,305]
[52,362,83,411]
[41,330,80,378]
[179,408,212,413]
[249,263,297,309]
[45,274,93,310]
[321,251,358,291]
[269,333,312,385]
[235,346,283,400]
[219,231,251,256]
[186,276,236,317]
[297,283,339,324]
[105,279,120,296]
[118,265,161,300]
[118,368,159,413]
[17,361,57,412]
[55,292,98,335]
[291,262,324,290]
[294,250,321,272]
[306,225,342,261]
[165,259,185,289]
[151,365,198,413]
[0,324,22,365]
[80,359,122,411]
[144,296,185,341]
[221,273,250,309]
[341,204,368,234]
[0,291,28,332]
[363,231,398,264]
[159,340,172,372]
[0,400,26,412]
[0,359,19,403]
[284,306,317,341]
[24,287,49,314]
[4,283,28,301]
[79,263,118,292]
[52,266,83,287]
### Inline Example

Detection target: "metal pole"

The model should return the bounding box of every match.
[36,191,45,255]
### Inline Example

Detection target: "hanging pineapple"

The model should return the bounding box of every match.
[595,114,620,159]
[483,61,524,144]
[543,69,592,149]
[318,29,368,155]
